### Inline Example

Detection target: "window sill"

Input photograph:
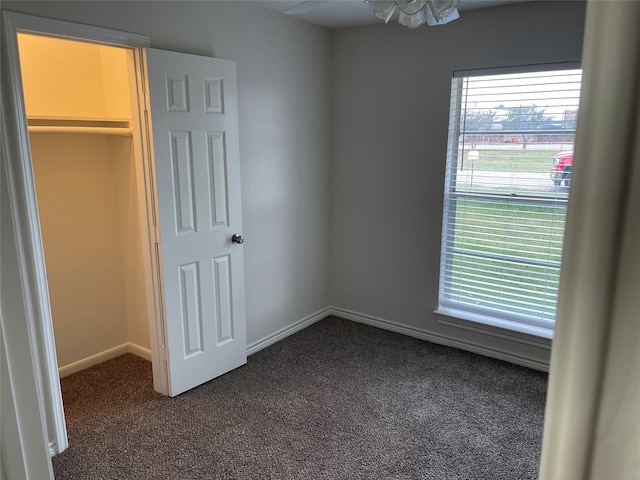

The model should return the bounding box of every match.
[433,307,553,350]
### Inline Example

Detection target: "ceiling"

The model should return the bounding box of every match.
[255,0,533,29]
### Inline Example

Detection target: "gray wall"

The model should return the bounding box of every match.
[2,1,332,346]
[329,1,586,363]
[2,0,587,364]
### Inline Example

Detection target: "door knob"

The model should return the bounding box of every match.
[231,234,244,245]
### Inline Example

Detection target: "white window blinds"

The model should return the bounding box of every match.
[439,65,582,332]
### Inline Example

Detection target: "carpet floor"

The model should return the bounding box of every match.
[52,316,548,479]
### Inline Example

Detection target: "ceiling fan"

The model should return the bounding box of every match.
[283,0,460,28]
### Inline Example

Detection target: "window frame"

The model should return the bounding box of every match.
[435,62,581,340]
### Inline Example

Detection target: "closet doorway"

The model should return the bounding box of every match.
[4,12,248,456]
[17,34,155,378]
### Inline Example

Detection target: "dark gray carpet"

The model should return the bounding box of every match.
[52,316,547,479]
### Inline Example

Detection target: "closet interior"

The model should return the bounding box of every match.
[18,33,152,377]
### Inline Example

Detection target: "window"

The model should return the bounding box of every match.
[437,64,582,338]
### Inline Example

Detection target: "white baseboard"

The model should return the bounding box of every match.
[128,342,152,361]
[57,307,547,378]
[328,306,550,372]
[58,344,129,378]
[246,307,331,356]
[58,342,152,378]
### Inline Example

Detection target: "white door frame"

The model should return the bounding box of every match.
[1,11,169,456]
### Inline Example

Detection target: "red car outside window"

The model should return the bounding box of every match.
[551,151,573,187]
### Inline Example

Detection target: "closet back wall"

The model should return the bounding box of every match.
[19,34,131,118]
[31,134,129,367]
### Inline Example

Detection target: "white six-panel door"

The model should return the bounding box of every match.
[145,48,246,396]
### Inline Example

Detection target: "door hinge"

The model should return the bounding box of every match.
[143,91,151,113]
[151,226,161,244]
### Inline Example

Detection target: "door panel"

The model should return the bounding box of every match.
[145,48,246,396]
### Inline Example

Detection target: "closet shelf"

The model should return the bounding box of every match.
[27,117,132,136]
